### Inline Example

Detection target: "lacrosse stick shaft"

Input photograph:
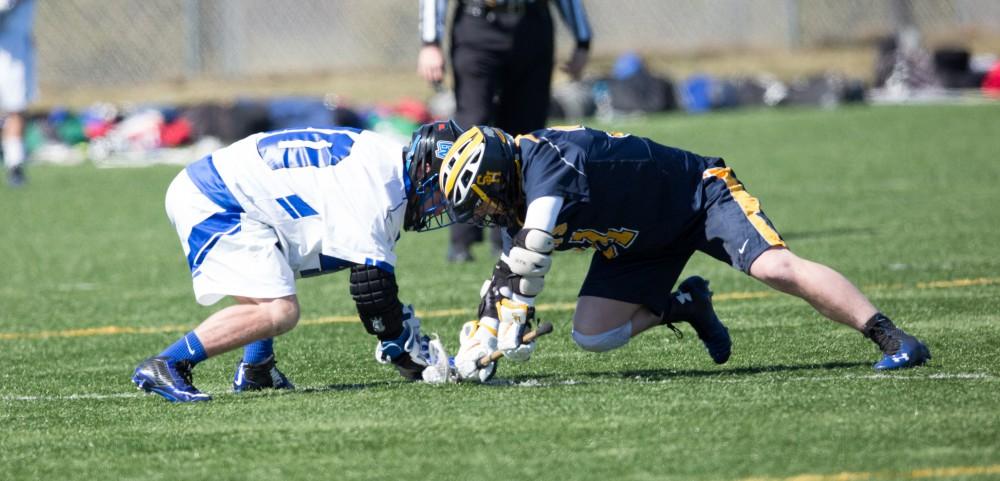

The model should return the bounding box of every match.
[476,321,554,368]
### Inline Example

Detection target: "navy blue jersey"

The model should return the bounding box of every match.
[514,126,715,260]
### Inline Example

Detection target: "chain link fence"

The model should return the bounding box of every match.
[36,0,1000,90]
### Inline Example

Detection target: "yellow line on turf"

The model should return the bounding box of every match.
[0,324,193,340]
[715,291,777,301]
[737,463,1000,481]
[916,277,999,289]
[268,302,578,328]
[2,276,997,341]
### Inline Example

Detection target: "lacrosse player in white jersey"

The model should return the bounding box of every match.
[132,122,464,402]
[0,0,35,186]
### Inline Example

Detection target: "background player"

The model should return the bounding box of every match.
[426,124,931,380]
[417,0,592,262]
[0,0,35,186]
[131,121,463,402]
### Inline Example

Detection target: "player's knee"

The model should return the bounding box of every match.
[572,322,632,352]
[268,296,300,336]
[750,248,799,285]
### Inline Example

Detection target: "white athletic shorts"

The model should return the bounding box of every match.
[165,170,297,306]
[0,28,35,112]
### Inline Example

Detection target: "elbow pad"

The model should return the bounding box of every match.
[481,228,555,303]
[349,264,404,340]
[502,228,554,277]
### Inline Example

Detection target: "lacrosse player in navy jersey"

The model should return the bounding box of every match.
[419,124,930,381]
[131,121,463,402]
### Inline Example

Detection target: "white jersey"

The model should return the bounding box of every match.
[165,127,407,305]
[0,0,36,112]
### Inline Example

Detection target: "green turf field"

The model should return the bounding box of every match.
[2,105,999,481]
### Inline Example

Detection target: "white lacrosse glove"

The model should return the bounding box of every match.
[454,319,498,382]
[496,298,537,362]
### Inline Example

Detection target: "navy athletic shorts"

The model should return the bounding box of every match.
[577,158,786,314]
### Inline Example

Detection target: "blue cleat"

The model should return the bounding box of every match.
[132,356,211,402]
[232,354,294,392]
[874,336,931,370]
[866,316,931,370]
[665,276,732,364]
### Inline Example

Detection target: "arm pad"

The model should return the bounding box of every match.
[515,228,555,253]
[502,228,554,277]
[349,264,403,340]
[478,228,556,318]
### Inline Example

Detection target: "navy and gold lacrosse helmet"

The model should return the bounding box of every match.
[403,119,464,231]
[438,126,523,228]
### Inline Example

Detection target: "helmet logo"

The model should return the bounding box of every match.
[476,171,502,185]
[435,141,453,160]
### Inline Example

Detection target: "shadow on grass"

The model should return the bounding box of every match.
[451,361,873,389]
[479,372,560,387]
[225,381,401,401]
[301,381,399,393]
[224,361,872,396]
[586,360,870,381]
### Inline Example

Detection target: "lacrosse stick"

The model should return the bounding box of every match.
[475,321,554,369]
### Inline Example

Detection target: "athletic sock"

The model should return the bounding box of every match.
[243,338,274,365]
[3,137,25,168]
[862,313,901,354]
[159,331,208,365]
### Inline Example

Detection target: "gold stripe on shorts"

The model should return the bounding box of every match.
[703,167,786,247]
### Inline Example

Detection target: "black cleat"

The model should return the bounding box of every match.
[665,276,732,364]
[7,166,25,187]
[388,353,428,381]
[232,354,295,392]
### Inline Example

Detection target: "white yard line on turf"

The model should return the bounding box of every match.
[504,372,997,387]
[3,392,142,401]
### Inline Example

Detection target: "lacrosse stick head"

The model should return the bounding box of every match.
[421,335,458,384]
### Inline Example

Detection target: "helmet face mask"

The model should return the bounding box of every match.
[439,126,523,229]
[403,120,464,232]
[464,195,513,228]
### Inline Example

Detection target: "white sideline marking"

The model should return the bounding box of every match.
[928,372,992,379]
[495,372,997,388]
[639,372,997,384]
[3,392,142,401]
